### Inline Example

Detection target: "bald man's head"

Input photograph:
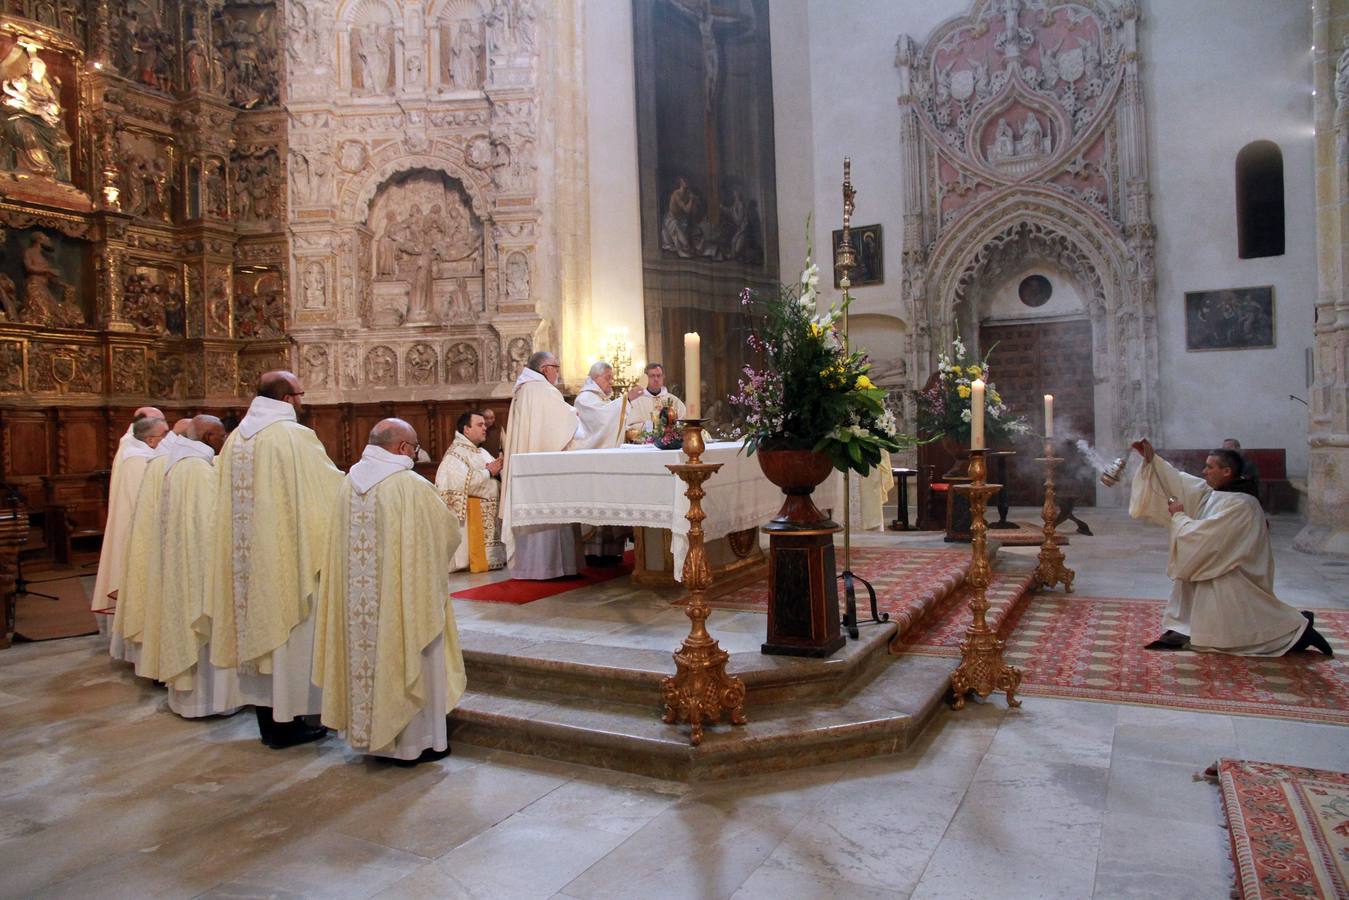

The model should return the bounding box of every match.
[172,417,192,436]
[257,370,303,413]
[133,406,164,422]
[367,418,418,460]
[190,414,227,453]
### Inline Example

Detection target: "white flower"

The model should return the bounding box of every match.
[800,262,819,288]
[960,408,972,423]
[952,337,967,357]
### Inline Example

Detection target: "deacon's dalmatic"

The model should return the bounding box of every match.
[207,391,342,724]
[313,427,467,762]
[500,354,582,579]
[435,423,504,573]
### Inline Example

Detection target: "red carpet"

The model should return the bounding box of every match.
[692,547,974,641]
[452,554,634,604]
[991,595,1349,724]
[1211,758,1349,899]
[891,563,1039,652]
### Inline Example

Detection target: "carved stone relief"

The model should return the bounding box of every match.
[206,266,232,336]
[111,346,146,394]
[114,0,177,94]
[364,345,397,386]
[121,264,184,334]
[232,146,283,225]
[28,342,101,394]
[506,336,529,381]
[215,3,281,109]
[406,342,437,385]
[301,343,329,389]
[233,268,285,337]
[299,259,328,309]
[445,341,478,383]
[149,351,185,398]
[0,341,23,392]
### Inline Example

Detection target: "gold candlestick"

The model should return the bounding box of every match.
[950,449,1022,710]
[662,419,747,745]
[1033,441,1076,593]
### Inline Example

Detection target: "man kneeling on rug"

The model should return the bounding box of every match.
[1128,438,1333,657]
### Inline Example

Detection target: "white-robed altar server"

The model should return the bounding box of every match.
[570,360,643,451]
[435,410,505,573]
[501,351,583,580]
[207,371,343,749]
[1129,439,1333,657]
[92,410,165,626]
[313,419,467,766]
[624,362,687,433]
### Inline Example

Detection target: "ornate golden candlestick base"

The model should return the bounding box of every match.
[661,419,747,745]
[1033,445,1076,593]
[950,449,1022,710]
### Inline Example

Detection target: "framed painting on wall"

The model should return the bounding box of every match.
[832,224,883,287]
[1183,285,1275,351]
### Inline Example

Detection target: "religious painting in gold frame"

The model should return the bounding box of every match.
[831,223,882,288]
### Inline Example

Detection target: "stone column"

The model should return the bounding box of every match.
[1297,0,1349,556]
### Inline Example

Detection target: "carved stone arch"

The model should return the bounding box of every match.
[336,0,396,26]
[339,148,494,223]
[429,0,490,22]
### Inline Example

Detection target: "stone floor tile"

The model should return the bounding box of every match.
[731,862,908,900]
[984,695,1118,768]
[200,832,428,900]
[1091,811,1234,899]
[1103,754,1226,827]
[1231,716,1349,770]
[910,836,1098,900]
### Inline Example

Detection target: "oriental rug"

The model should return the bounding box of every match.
[967,595,1349,724]
[692,547,974,642]
[1210,758,1349,899]
[451,553,634,605]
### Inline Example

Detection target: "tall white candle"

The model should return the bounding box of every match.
[684,332,701,419]
[1044,394,1054,439]
[970,378,985,450]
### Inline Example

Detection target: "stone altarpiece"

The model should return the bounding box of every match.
[285,0,550,404]
[895,0,1162,457]
[0,0,290,414]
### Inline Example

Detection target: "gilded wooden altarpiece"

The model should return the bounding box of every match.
[896,0,1162,452]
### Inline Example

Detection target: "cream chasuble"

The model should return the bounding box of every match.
[207,398,342,722]
[1129,455,1307,656]
[91,438,154,615]
[110,453,169,666]
[501,369,581,577]
[434,432,503,573]
[626,387,687,431]
[312,462,467,759]
[569,378,627,450]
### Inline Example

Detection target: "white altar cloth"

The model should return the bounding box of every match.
[506,441,844,582]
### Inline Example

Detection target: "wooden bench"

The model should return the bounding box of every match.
[1156,448,1295,514]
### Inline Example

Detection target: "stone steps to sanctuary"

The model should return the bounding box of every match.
[447,648,957,782]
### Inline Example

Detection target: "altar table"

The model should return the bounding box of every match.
[506,441,844,583]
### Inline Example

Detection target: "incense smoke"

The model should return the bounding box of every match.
[1075,439,1112,474]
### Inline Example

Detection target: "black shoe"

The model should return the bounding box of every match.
[264,718,330,750]
[393,746,452,768]
[1144,630,1190,651]
[1291,611,1335,657]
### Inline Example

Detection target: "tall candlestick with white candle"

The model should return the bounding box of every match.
[683,332,701,419]
[1044,394,1054,439]
[970,378,985,450]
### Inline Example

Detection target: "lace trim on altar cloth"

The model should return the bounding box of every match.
[345,488,380,751]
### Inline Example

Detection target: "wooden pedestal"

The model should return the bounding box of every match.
[762,527,845,657]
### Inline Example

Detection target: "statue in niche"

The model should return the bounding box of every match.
[407,344,436,385]
[301,261,326,309]
[0,43,73,182]
[375,210,399,276]
[204,157,229,218]
[445,278,473,321]
[219,9,277,108]
[1015,112,1046,157]
[451,19,482,89]
[483,337,500,382]
[0,274,18,320]
[340,345,359,387]
[22,232,82,327]
[365,346,397,386]
[301,344,328,389]
[233,149,279,223]
[447,342,478,383]
[504,253,529,299]
[508,0,536,55]
[992,118,1014,159]
[291,148,333,206]
[506,337,529,381]
[353,26,391,94]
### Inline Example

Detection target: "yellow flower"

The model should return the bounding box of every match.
[967,365,983,379]
[809,323,825,338]
[855,375,874,391]
[957,385,971,399]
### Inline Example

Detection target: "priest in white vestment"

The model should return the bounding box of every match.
[109,420,171,665]
[207,371,343,749]
[93,413,166,627]
[1129,440,1333,657]
[624,362,687,434]
[313,419,467,765]
[153,416,266,717]
[435,410,505,573]
[571,361,644,563]
[501,351,583,579]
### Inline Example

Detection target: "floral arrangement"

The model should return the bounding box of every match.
[729,248,908,476]
[915,333,1031,446]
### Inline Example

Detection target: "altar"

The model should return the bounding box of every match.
[506,441,845,584]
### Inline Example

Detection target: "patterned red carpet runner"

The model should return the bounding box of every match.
[946,594,1349,724]
[1211,758,1349,899]
[696,547,973,640]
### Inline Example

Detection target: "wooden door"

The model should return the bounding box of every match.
[978,319,1096,507]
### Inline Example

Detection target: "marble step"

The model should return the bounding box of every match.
[448,651,957,781]
[459,618,899,709]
